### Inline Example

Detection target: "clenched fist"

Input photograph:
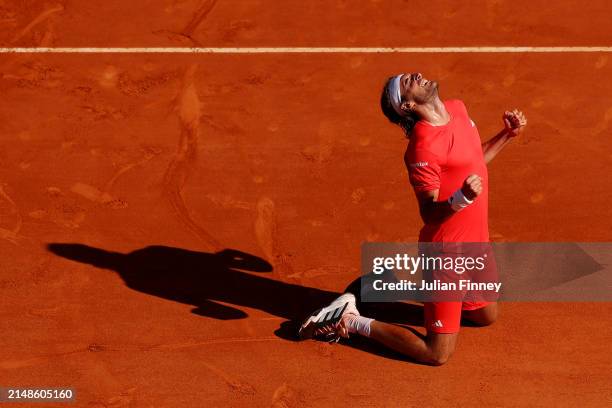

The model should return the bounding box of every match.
[503,109,527,137]
[461,174,483,201]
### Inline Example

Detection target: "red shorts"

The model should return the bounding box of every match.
[421,243,498,333]
[424,301,491,334]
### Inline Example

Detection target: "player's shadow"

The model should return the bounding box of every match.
[47,243,424,360]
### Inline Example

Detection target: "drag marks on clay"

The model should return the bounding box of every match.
[28,187,86,229]
[162,65,221,250]
[0,183,22,244]
[10,3,64,45]
[154,0,218,45]
[254,197,294,279]
[254,197,276,261]
[182,0,218,38]
[117,69,180,96]
[271,383,303,408]
[70,182,127,209]
[204,192,252,210]
[74,146,164,210]
[103,147,160,190]
[1,60,65,89]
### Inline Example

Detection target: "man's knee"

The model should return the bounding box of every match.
[464,303,498,327]
[425,334,457,366]
[477,313,497,327]
[428,349,453,366]
[428,353,451,366]
[477,306,498,326]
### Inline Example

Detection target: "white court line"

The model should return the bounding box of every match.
[0,46,611,53]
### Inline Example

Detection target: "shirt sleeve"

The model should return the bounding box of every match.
[405,149,442,193]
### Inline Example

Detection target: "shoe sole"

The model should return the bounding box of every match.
[298,302,348,340]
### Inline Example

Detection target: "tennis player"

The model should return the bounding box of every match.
[300,72,526,365]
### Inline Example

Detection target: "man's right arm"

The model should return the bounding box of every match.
[415,175,483,225]
[415,189,453,225]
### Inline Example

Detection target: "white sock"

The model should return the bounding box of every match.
[345,314,374,337]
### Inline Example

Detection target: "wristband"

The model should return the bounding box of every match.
[448,188,473,212]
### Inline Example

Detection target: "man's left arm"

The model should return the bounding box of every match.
[482,109,527,164]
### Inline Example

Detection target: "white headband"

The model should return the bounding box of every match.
[387,74,405,117]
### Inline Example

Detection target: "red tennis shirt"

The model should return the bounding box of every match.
[405,99,489,243]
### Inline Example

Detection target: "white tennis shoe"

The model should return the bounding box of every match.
[298,293,360,341]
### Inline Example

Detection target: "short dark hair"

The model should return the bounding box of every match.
[380,77,419,138]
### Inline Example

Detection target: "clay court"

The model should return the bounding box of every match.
[1,1,611,406]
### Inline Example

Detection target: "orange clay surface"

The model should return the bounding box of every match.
[1,1,612,407]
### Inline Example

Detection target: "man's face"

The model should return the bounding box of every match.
[399,72,438,107]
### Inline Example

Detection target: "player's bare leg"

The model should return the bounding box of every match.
[303,293,458,365]
[332,311,457,366]
[462,303,498,327]
[369,321,457,365]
